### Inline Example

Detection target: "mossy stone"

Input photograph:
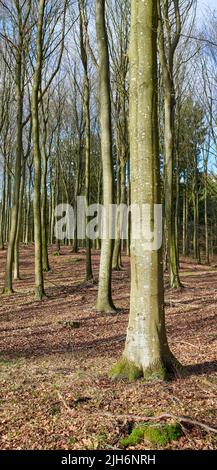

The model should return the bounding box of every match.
[120,422,183,448]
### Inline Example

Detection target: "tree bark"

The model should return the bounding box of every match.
[79,0,93,281]
[95,0,116,313]
[31,0,46,300]
[111,0,181,381]
[3,61,23,293]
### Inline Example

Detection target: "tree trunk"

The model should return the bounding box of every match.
[204,156,209,265]
[193,151,200,264]
[3,79,23,294]
[31,0,46,300]
[111,0,181,381]
[182,180,187,257]
[112,160,126,270]
[79,0,93,281]
[41,102,50,272]
[24,164,32,245]
[164,92,181,288]
[0,156,6,250]
[14,159,25,280]
[95,0,115,313]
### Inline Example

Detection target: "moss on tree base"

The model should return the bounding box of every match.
[112,264,122,272]
[43,266,51,273]
[110,354,183,382]
[86,274,94,283]
[109,358,143,381]
[95,301,117,314]
[170,275,184,289]
[35,287,47,301]
[2,288,14,296]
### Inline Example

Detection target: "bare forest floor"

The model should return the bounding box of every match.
[0,245,217,450]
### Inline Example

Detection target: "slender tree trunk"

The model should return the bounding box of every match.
[24,164,32,245]
[164,92,181,288]
[182,180,187,257]
[72,139,82,254]
[175,149,180,266]
[126,158,131,257]
[95,0,115,313]
[204,175,209,265]
[0,156,6,250]
[41,103,50,272]
[50,186,55,245]
[79,1,93,280]
[31,0,46,300]
[112,160,126,270]
[193,151,200,264]
[84,83,93,280]
[96,163,102,251]
[5,159,11,244]
[14,159,25,280]
[3,80,23,294]
[112,157,121,271]
[204,155,209,265]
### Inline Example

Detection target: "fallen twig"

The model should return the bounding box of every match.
[57,392,217,435]
[101,412,217,435]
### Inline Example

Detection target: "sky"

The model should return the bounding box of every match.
[197,0,216,18]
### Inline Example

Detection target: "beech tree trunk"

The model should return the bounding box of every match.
[31,0,46,300]
[111,0,181,381]
[79,0,93,281]
[3,64,23,293]
[95,0,115,313]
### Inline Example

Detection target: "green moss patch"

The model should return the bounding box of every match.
[66,321,81,329]
[0,357,15,368]
[109,357,142,381]
[143,364,168,381]
[120,422,183,448]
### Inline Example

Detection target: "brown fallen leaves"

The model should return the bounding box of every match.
[0,246,216,450]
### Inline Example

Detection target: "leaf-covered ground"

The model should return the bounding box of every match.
[0,246,216,450]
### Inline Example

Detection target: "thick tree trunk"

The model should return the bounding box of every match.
[111,0,181,381]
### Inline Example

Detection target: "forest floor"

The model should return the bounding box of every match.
[0,245,217,450]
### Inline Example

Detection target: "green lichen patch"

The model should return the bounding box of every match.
[120,422,183,448]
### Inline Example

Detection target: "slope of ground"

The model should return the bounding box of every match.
[0,246,216,450]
